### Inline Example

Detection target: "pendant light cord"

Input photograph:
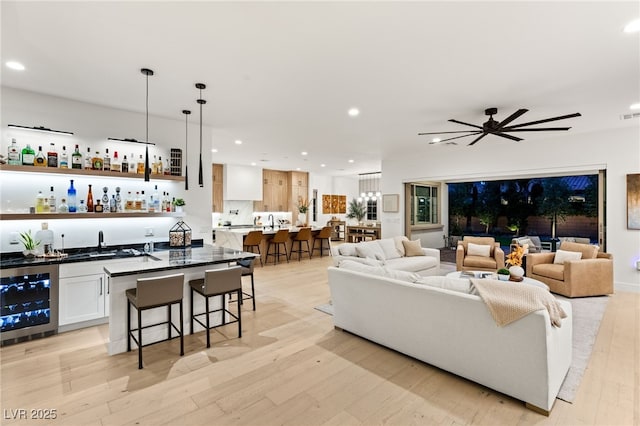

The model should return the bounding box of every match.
[141,68,154,182]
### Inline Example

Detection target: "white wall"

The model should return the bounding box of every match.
[381,125,640,292]
[1,87,213,251]
[308,173,359,226]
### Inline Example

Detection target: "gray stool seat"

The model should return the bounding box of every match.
[189,266,243,348]
[126,273,185,369]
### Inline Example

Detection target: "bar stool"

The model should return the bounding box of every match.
[312,226,332,257]
[189,266,242,348]
[231,258,256,311]
[265,229,289,265]
[289,227,312,261]
[243,230,263,267]
[126,273,185,369]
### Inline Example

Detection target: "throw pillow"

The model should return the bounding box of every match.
[416,276,472,294]
[468,242,491,257]
[394,236,409,256]
[382,267,421,283]
[378,238,402,260]
[517,238,535,253]
[355,241,386,261]
[337,244,357,257]
[402,239,425,257]
[553,249,583,264]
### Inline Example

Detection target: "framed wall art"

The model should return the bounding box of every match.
[627,173,640,230]
[382,194,399,213]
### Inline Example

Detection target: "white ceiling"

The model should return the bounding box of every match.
[1,1,638,176]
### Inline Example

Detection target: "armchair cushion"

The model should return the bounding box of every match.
[559,241,598,259]
[553,250,582,265]
[468,242,491,257]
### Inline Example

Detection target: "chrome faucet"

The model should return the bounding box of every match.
[267,214,274,229]
[98,230,106,249]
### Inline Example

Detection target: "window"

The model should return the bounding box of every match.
[410,183,439,225]
[366,199,378,221]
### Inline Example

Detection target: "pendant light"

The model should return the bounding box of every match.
[195,83,206,187]
[182,110,191,190]
[141,68,154,182]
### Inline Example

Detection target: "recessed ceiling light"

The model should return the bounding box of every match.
[6,61,25,71]
[348,108,360,117]
[234,140,242,145]
[251,162,256,166]
[432,138,441,143]
[348,159,354,163]
[624,18,640,33]
[630,103,640,110]
[211,148,218,153]
[301,151,308,156]
[296,167,301,171]
[320,164,326,168]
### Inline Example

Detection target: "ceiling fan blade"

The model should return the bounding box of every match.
[468,133,488,146]
[418,130,480,135]
[492,132,523,142]
[505,112,582,129]
[504,127,571,132]
[496,109,528,129]
[448,119,483,130]
[429,131,483,144]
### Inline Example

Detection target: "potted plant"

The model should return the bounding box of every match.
[497,268,511,281]
[297,197,310,226]
[506,242,528,280]
[346,198,366,224]
[172,198,186,213]
[20,230,41,257]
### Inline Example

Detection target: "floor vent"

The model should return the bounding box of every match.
[620,112,640,120]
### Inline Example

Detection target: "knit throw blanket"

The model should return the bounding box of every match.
[470,278,567,327]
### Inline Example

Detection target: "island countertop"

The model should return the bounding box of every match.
[103,245,257,277]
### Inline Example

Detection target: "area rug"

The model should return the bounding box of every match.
[315,303,333,316]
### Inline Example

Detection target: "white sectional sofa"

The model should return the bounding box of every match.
[327,265,572,414]
[330,236,440,276]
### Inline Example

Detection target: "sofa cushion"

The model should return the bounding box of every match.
[516,237,536,253]
[416,276,471,294]
[461,236,496,256]
[386,256,438,273]
[337,243,357,257]
[402,239,424,257]
[533,263,565,281]
[393,236,409,256]
[382,267,421,283]
[356,241,386,261]
[338,259,420,283]
[463,255,498,269]
[468,242,491,257]
[378,238,402,260]
[559,241,598,260]
[554,249,583,264]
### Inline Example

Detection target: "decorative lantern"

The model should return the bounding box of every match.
[169,220,192,247]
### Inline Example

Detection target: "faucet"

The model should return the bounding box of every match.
[98,230,105,249]
[267,214,274,229]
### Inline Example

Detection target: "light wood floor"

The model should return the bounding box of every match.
[1,255,638,425]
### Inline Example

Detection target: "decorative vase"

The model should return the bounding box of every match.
[298,212,306,226]
[509,265,525,279]
[23,250,36,258]
[175,206,184,213]
[497,274,510,281]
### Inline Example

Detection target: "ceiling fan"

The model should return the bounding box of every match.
[418,107,581,146]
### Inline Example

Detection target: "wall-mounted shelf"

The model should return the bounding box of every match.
[0,165,185,181]
[0,212,183,220]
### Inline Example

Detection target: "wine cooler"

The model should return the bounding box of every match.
[1,264,59,344]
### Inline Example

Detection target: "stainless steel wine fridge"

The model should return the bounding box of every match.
[1,264,59,344]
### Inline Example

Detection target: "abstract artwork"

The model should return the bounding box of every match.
[628,173,640,230]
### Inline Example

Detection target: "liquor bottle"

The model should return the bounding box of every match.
[110,194,117,213]
[103,148,111,171]
[136,154,145,174]
[152,155,158,174]
[34,146,47,167]
[77,200,88,213]
[35,191,46,213]
[58,198,69,213]
[21,144,35,166]
[67,180,77,212]
[94,200,104,213]
[111,151,121,172]
[121,154,129,173]
[47,143,58,167]
[164,157,171,175]
[92,151,103,170]
[59,146,68,168]
[84,147,92,169]
[7,138,21,165]
[140,190,147,211]
[152,185,160,212]
[71,144,83,169]
[115,187,123,212]
[42,197,51,213]
[101,187,109,210]
[166,193,172,212]
[48,186,56,213]
[161,192,167,212]
[86,184,94,212]
[134,191,142,211]
[156,156,164,175]
[125,191,134,211]
[129,153,136,174]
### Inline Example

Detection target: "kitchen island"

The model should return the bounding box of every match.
[103,245,257,355]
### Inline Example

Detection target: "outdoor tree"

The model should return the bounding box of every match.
[537,178,572,238]
[502,179,532,236]
[476,181,502,234]
[448,183,475,235]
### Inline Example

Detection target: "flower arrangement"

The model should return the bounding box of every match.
[506,242,528,267]
[297,197,310,214]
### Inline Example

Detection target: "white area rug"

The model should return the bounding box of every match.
[319,261,609,404]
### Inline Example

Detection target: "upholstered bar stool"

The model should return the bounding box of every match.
[265,229,289,265]
[126,273,185,369]
[189,266,242,348]
[232,258,256,311]
[312,226,332,257]
[243,230,263,267]
[289,227,312,261]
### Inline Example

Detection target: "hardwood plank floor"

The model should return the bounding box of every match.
[1,254,638,425]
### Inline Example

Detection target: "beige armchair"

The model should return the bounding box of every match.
[526,241,613,297]
[456,236,505,272]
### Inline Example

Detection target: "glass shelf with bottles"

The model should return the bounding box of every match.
[0,164,184,181]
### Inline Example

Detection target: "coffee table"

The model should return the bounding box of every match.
[446,271,550,291]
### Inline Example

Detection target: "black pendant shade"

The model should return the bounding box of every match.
[196,83,206,188]
[182,109,191,190]
[141,68,154,182]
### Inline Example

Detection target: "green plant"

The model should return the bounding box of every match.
[297,197,309,214]
[173,198,186,206]
[19,230,41,250]
[497,268,510,275]
[346,198,366,222]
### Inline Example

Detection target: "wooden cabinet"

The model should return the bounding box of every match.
[289,171,309,224]
[212,163,223,212]
[328,220,346,241]
[255,169,288,211]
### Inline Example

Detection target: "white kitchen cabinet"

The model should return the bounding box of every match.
[59,273,106,326]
